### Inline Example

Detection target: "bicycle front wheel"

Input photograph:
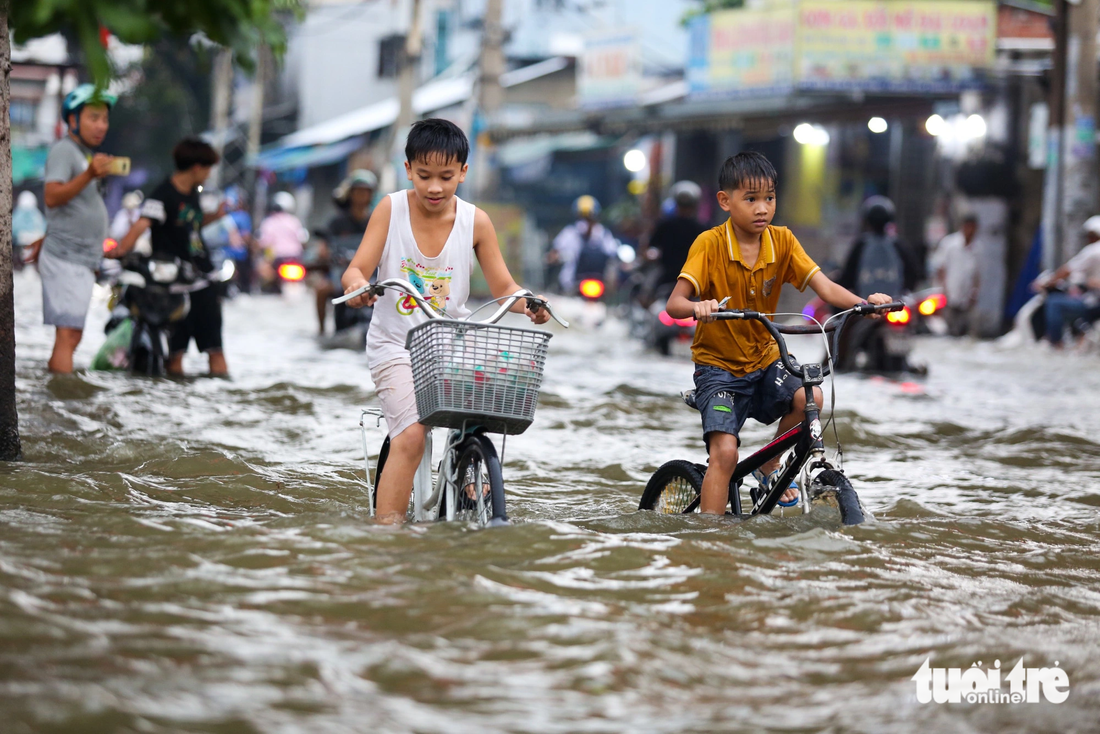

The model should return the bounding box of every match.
[809,469,865,526]
[442,434,507,526]
[639,460,705,513]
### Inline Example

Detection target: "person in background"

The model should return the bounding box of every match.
[837,196,921,301]
[549,195,619,293]
[315,169,377,334]
[110,190,146,245]
[257,191,307,289]
[931,213,980,337]
[112,138,229,376]
[650,181,706,290]
[12,191,46,270]
[1033,215,1100,348]
[23,84,117,374]
[222,187,256,293]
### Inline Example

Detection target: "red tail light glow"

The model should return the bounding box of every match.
[278,263,306,282]
[579,278,605,299]
[918,293,947,316]
[886,306,912,326]
[659,311,696,328]
[102,238,118,253]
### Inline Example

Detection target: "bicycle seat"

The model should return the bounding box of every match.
[681,389,697,409]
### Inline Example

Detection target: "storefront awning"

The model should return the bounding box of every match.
[253,136,367,173]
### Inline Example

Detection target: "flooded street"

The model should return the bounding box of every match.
[3,268,1100,733]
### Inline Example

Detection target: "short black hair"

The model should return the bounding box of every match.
[719,151,777,192]
[405,118,469,166]
[173,138,220,171]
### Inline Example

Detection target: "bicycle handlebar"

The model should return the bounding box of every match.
[332,278,570,328]
[714,301,904,378]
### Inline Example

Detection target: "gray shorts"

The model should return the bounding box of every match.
[39,246,96,329]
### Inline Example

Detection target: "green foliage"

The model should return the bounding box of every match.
[8,0,301,84]
[682,0,746,25]
[104,38,213,185]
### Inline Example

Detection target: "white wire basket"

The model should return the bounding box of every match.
[405,320,552,434]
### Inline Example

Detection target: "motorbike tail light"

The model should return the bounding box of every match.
[658,310,675,327]
[278,263,306,282]
[673,316,696,328]
[579,278,605,299]
[103,238,118,253]
[886,306,911,326]
[918,293,947,316]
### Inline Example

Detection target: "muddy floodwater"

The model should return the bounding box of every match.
[2,269,1099,733]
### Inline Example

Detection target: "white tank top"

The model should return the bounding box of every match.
[366,190,475,369]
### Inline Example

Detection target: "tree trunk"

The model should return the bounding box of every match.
[0,8,23,461]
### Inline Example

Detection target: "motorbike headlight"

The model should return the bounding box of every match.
[149,261,179,283]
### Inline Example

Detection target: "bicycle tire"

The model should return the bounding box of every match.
[809,469,865,526]
[639,460,705,513]
[441,434,507,526]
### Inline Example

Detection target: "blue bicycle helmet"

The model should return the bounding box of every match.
[61,84,118,132]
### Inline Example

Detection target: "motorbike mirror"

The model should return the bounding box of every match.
[617,244,637,264]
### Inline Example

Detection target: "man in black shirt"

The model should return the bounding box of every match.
[114,138,228,376]
[315,169,377,334]
[651,181,707,289]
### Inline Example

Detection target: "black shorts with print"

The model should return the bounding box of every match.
[692,359,800,446]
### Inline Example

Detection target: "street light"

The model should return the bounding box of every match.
[624,149,647,173]
[868,117,888,134]
[925,114,945,136]
[793,123,830,145]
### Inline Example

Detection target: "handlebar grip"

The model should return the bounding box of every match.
[853,301,905,314]
[331,283,376,305]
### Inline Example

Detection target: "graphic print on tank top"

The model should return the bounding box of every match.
[397,257,454,314]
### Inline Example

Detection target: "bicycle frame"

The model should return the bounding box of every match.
[680,302,902,517]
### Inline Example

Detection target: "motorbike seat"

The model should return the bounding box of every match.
[681,389,697,409]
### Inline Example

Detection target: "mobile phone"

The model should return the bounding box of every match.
[106,157,131,176]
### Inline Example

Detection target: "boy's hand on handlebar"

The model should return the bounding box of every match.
[344,279,377,308]
[865,292,892,319]
[694,299,722,323]
[525,295,551,325]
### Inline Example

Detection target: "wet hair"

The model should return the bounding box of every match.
[173,138,220,171]
[405,118,469,166]
[719,151,777,192]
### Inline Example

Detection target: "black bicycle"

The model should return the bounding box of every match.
[638,302,903,525]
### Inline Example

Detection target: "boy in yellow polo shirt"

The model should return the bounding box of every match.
[666,152,893,515]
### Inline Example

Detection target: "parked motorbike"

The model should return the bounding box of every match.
[97,256,232,376]
[803,290,938,375]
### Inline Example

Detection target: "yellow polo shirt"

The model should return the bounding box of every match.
[679,221,820,376]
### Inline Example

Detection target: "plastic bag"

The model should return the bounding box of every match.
[91,318,133,371]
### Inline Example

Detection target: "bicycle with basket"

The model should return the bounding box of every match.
[335,278,568,526]
[638,301,903,525]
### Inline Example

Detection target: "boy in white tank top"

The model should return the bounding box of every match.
[341,119,550,524]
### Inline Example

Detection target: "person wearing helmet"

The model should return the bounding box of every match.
[837,196,920,300]
[1033,215,1100,347]
[650,181,707,289]
[550,195,619,292]
[26,83,119,373]
[12,191,46,270]
[257,191,308,290]
[316,169,378,334]
[929,212,980,336]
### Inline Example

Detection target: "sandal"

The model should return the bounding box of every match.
[751,467,800,507]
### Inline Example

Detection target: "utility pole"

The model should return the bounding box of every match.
[473,0,505,199]
[1044,0,1099,269]
[393,0,423,151]
[208,48,233,191]
[246,44,267,227]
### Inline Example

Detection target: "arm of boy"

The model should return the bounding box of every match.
[473,209,549,325]
[807,271,891,314]
[666,278,724,323]
[341,195,392,308]
[108,218,151,259]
